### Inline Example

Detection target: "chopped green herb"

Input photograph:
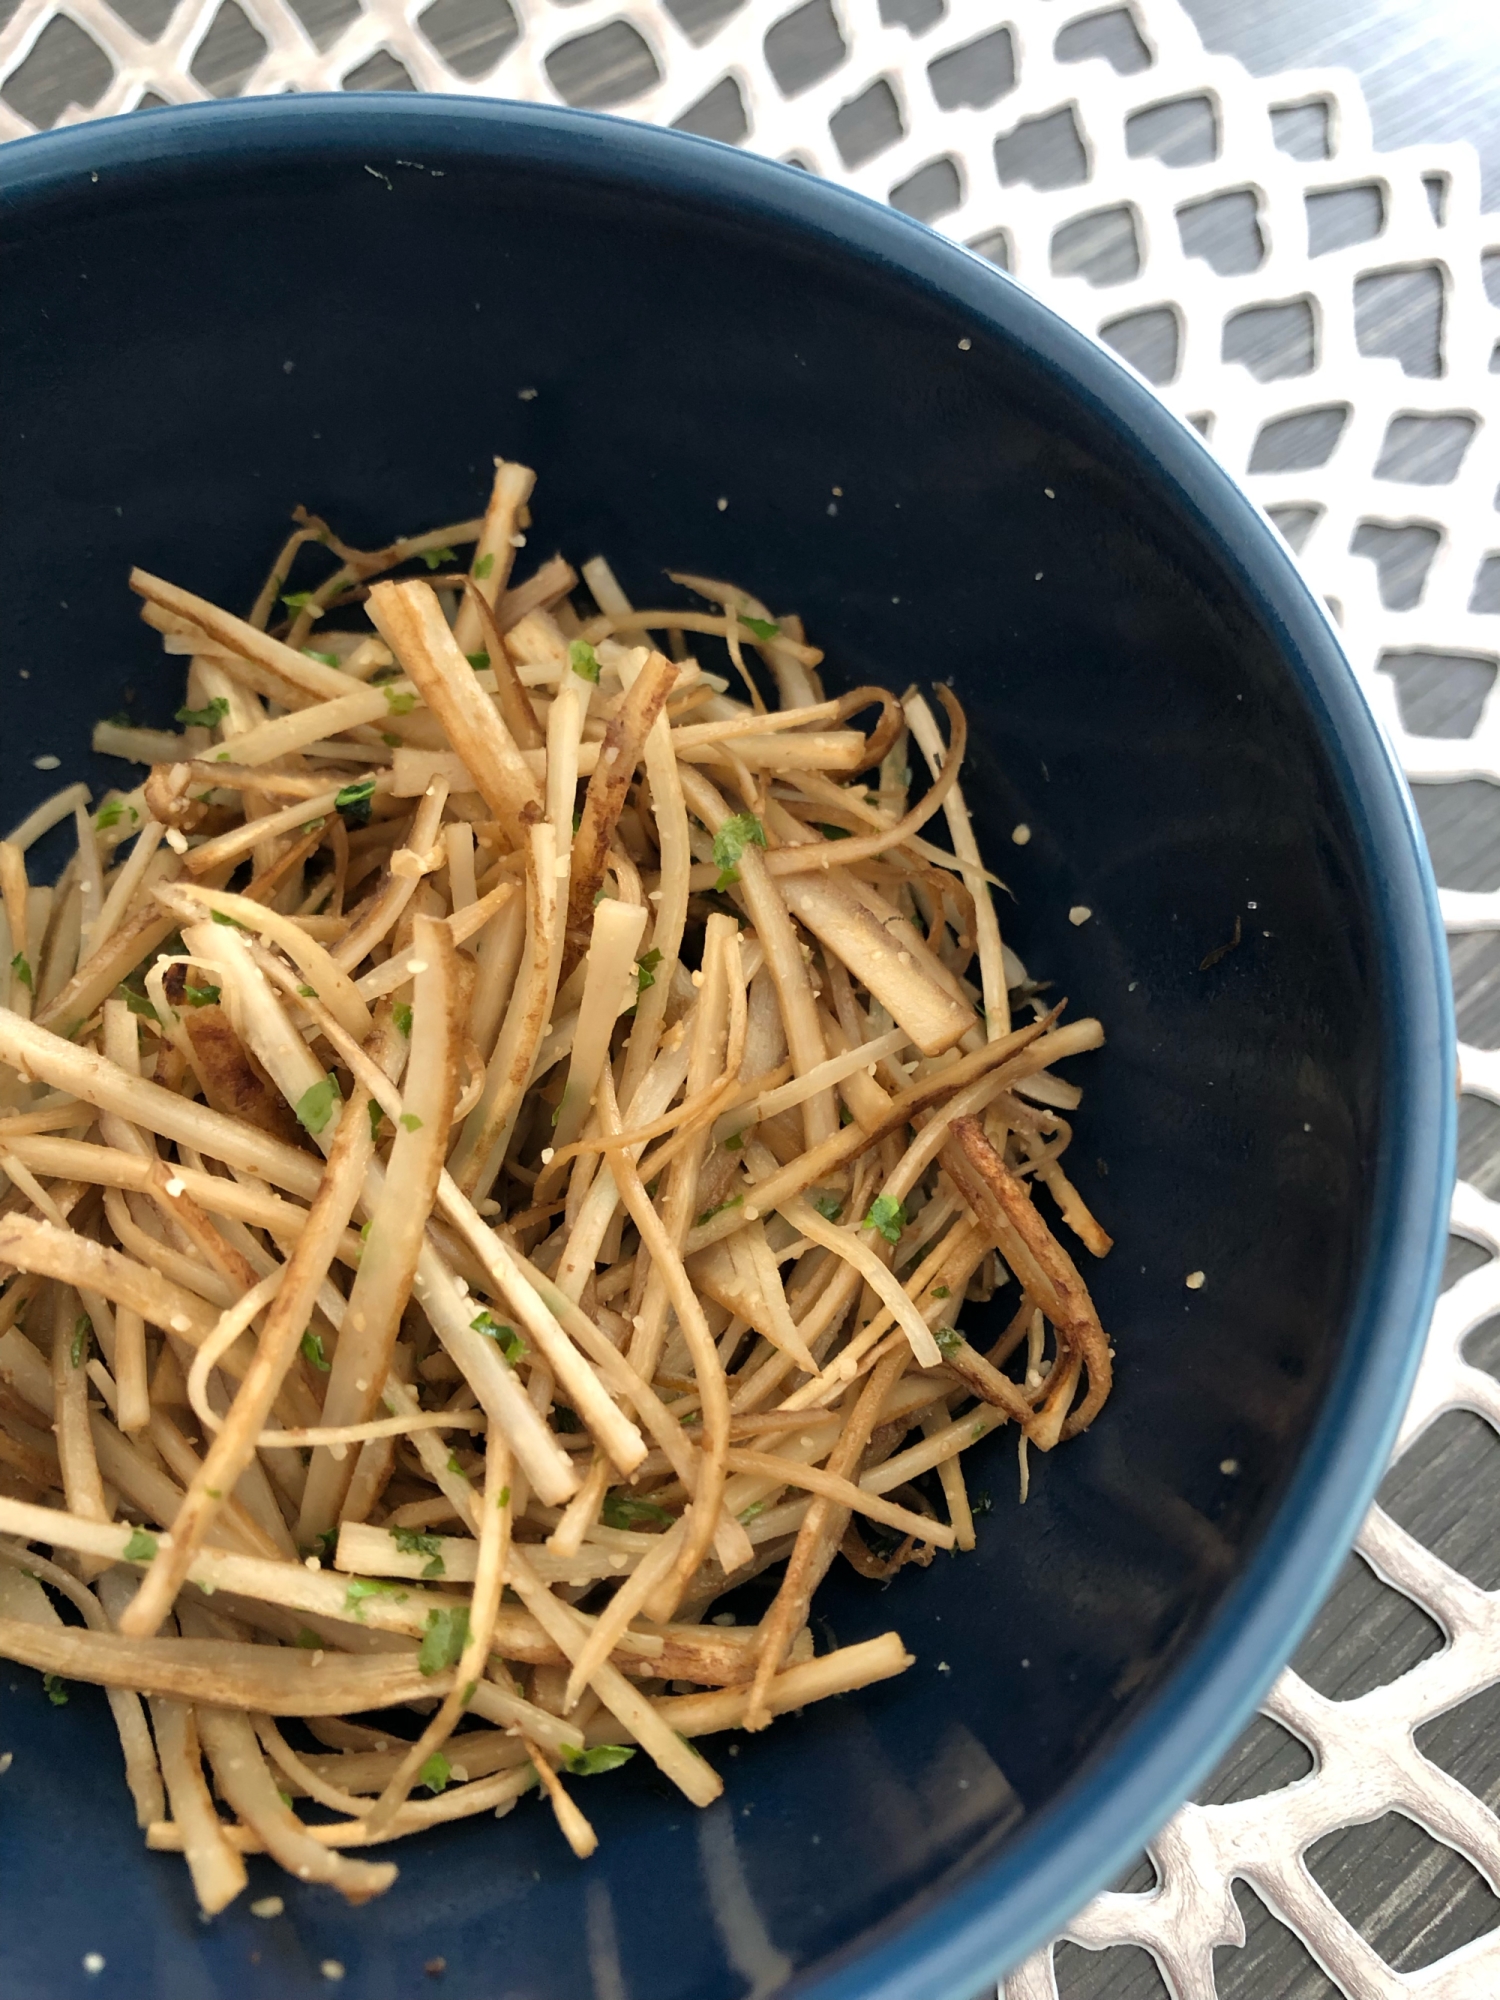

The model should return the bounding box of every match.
[399,1113,423,1132]
[723,1129,745,1152]
[344,1577,407,1620]
[295,1072,342,1137]
[421,547,457,571]
[94,799,126,830]
[931,1284,951,1300]
[393,1002,413,1036]
[42,1673,68,1706]
[420,1751,452,1794]
[418,1605,469,1676]
[737,1500,767,1525]
[381,733,401,748]
[281,590,317,613]
[390,1527,445,1579]
[123,1527,158,1562]
[711,812,766,891]
[496,1486,510,1509]
[568,639,600,683]
[816,823,852,841]
[183,981,220,1007]
[367,1098,384,1145]
[446,1452,466,1477]
[563,1744,636,1777]
[972,1490,993,1517]
[739,612,780,642]
[383,686,415,717]
[314,1529,337,1561]
[601,1494,674,1530]
[470,1311,526,1366]
[472,553,495,581]
[300,1330,330,1372]
[209,909,246,929]
[295,1627,321,1649]
[812,1191,843,1222]
[122,986,159,1022]
[695,1193,743,1226]
[10,953,33,994]
[334,776,377,828]
[935,1327,964,1359]
[634,947,663,995]
[303,649,342,667]
[864,1193,907,1245]
[175,697,229,730]
[70,1316,90,1368]
[465,652,490,673]
[297,983,317,999]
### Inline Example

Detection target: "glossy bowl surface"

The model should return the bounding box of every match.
[0,95,1453,2000]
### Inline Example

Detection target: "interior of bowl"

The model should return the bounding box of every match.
[0,98,1451,2000]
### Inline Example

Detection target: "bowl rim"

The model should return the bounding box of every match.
[0,93,1458,2000]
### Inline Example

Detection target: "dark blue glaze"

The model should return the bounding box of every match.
[0,96,1453,2000]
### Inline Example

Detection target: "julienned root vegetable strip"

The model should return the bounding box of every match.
[0,462,1115,1916]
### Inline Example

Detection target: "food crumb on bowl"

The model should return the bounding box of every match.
[1069,904,1092,925]
[1220,1458,1240,1475]
[1012,824,1031,845]
[83,1954,105,1975]
[32,755,59,771]
[250,1896,283,1919]
[321,1961,346,1982]
[1186,1270,1206,1290]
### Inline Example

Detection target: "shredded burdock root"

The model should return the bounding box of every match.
[0,456,1115,1910]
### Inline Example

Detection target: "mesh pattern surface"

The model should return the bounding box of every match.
[4,2,1500,1992]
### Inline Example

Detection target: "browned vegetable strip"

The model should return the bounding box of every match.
[50,1280,111,1576]
[119,1032,385,1637]
[151,1697,248,1913]
[452,458,536,655]
[0,1617,453,1712]
[462,577,544,750]
[197,1705,398,1903]
[744,1345,909,1730]
[946,1116,1113,1438]
[367,578,543,845]
[563,649,677,972]
[299,942,459,1540]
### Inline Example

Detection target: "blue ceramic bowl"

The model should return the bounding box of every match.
[0,95,1453,2000]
